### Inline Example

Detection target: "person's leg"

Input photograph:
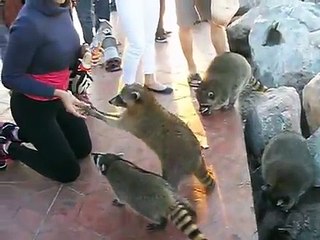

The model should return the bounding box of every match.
[115,0,145,85]
[56,107,92,159]
[155,0,167,43]
[0,24,9,61]
[210,23,229,55]
[143,0,172,94]
[175,0,202,87]
[94,0,110,30]
[1,93,81,183]
[209,0,239,55]
[76,0,94,43]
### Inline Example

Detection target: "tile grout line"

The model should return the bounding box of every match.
[32,184,63,240]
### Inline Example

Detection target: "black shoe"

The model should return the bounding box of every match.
[0,122,21,143]
[155,35,168,43]
[0,136,9,170]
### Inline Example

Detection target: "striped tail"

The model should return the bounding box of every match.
[170,202,208,240]
[248,76,268,92]
[194,157,215,192]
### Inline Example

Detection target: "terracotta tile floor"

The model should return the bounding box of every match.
[0,7,257,240]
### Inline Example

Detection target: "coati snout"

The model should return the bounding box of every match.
[108,84,142,108]
[196,81,232,116]
[261,184,296,212]
[109,94,127,107]
[196,85,219,116]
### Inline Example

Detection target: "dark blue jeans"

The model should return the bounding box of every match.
[0,24,9,61]
[95,0,110,27]
[76,0,110,43]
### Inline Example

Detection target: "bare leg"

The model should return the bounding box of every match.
[178,27,203,87]
[156,0,166,38]
[143,0,172,94]
[178,26,197,74]
[210,21,230,55]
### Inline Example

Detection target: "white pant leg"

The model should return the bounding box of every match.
[72,8,85,45]
[142,0,160,74]
[116,0,145,84]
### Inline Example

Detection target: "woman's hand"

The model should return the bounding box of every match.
[54,89,88,118]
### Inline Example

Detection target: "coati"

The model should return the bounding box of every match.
[81,84,215,192]
[261,131,314,212]
[195,52,268,116]
[92,152,208,240]
[258,209,290,240]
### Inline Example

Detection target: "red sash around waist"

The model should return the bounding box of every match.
[25,69,70,101]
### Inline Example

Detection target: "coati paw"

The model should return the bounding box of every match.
[112,199,125,207]
[146,223,166,232]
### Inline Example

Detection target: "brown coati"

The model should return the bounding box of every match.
[261,131,314,212]
[195,52,268,116]
[92,152,208,240]
[82,84,215,192]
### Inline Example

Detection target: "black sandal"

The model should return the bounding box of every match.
[187,73,202,88]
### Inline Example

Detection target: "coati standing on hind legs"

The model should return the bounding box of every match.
[81,84,215,192]
[195,52,268,116]
[92,152,208,240]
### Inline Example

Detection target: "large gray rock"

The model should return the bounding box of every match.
[244,86,301,158]
[307,128,320,186]
[249,1,320,94]
[227,7,260,58]
[303,0,320,3]
[303,73,320,134]
[227,0,302,59]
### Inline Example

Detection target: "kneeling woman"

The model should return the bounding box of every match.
[0,0,93,183]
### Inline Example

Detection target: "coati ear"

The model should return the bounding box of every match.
[131,91,140,101]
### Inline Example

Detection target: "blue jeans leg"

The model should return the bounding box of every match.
[0,24,9,62]
[76,0,94,43]
[94,0,110,30]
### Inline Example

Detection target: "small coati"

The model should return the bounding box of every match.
[195,52,268,116]
[92,152,208,240]
[81,84,215,192]
[258,209,290,240]
[261,131,314,212]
